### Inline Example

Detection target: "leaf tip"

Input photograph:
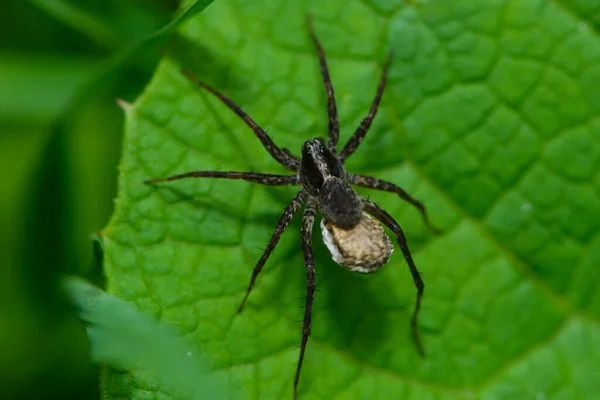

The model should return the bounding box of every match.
[116,98,132,112]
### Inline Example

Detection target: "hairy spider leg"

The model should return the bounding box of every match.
[295,198,317,400]
[307,17,340,153]
[237,190,307,313]
[180,68,300,170]
[362,198,426,356]
[338,51,393,162]
[349,174,441,234]
[144,171,298,185]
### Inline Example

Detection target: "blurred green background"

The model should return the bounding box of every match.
[0,1,179,398]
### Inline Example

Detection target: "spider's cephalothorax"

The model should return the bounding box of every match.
[300,138,362,229]
[145,18,440,400]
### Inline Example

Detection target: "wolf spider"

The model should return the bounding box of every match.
[146,19,438,399]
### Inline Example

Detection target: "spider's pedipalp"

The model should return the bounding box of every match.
[237,190,307,313]
[361,197,425,356]
[181,68,300,171]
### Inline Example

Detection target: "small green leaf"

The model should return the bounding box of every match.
[64,276,233,399]
[104,0,600,399]
[91,232,104,262]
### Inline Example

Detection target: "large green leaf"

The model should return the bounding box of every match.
[103,0,600,398]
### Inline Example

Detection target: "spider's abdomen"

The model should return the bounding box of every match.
[320,213,393,273]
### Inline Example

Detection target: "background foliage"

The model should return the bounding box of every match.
[0,0,177,398]
[4,0,600,399]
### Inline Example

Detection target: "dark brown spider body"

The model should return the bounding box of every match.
[300,138,362,229]
[145,18,441,400]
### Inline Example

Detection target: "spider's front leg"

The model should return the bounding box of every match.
[338,51,392,162]
[294,199,317,400]
[307,17,339,152]
[144,171,298,185]
[180,68,300,170]
[362,197,426,356]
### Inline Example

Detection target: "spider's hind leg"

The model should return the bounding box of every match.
[237,190,307,313]
[361,197,426,356]
[294,198,318,400]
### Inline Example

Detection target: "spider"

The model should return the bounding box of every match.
[145,19,439,399]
